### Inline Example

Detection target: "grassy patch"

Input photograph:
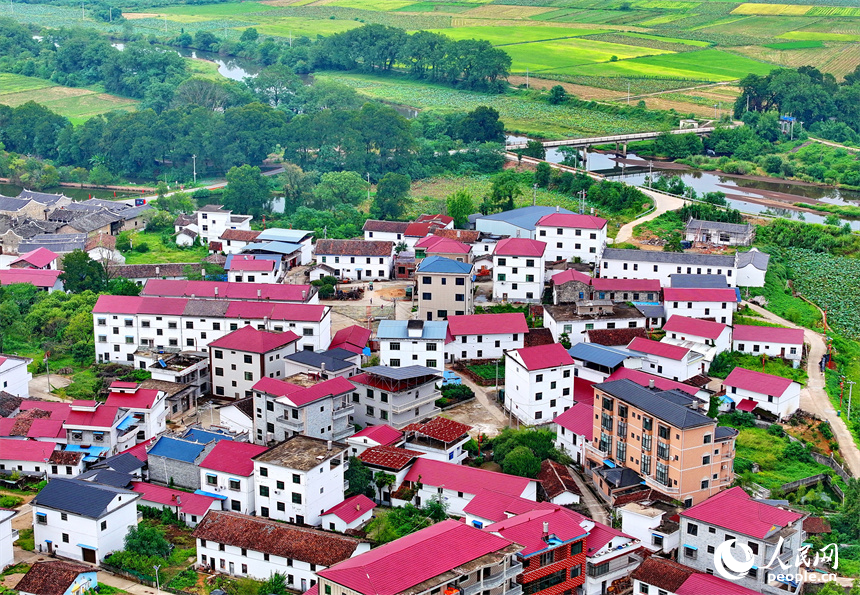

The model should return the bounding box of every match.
[747,256,822,330]
[467,362,505,380]
[0,74,136,123]
[120,231,208,265]
[156,2,272,16]
[633,209,682,239]
[250,16,364,37]
[779,31,860,42]
[620,32,712,47]
[17,528,34,552]
[2,563,31,576]
[575,49,776,81]
[763,39,824,50]
[709,351,807,384]
[503,37,674,74]
[428,25,608,45]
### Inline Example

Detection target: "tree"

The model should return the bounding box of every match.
[663,231,684,252]
[124,524,170,557]
[534,162,552,188]
[345,457,375,498]
[223,164,271,218]
[548,85,567,105]
[240,27,259,43]
[258,572,289,595]
[457,106,505,144]
[502,445,541,478]
[279,163,317,215]
[833,478,860,540]
[59,250,107,293]
[245,64,300,108]
[816,582,847,595]
[373,471,396,502]
[446,189,474,228]
[372,173,412,220]
[486,170,522,213]
[519,140,546,160]
[311,171,367,210]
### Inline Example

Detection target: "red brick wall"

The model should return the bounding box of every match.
[519,538,586,595]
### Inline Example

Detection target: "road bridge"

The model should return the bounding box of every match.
[506,125,718,152]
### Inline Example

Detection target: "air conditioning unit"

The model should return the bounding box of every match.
[274,490,281,495]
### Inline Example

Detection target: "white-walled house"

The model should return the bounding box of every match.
[197,205,252,248]
[208,326,300,400]
[543,303,646,344]
[599,248,739,287]
[253,436,347,527]
[535,212,607,264]
[314,239,393,282]
[661,315,731,361]
[0,508,14,569]
[199,440,268,515]
[348,366,441,429]
[31,478,140,563]
[193,510,369,589]
[345,425,403,458]
[104,381,167,442]
[377,320,447,373]
[619,501,681,556]
[320,494,376,533]
[131,482,221,528]
[0,355,32,398]
[504,343,576,426]
[733,325,804,364]
[736,248,770,287]
[663,287,739,324]
[626,337,707,382]
[554,399,594,467]
[631,557,761,595]
[493,238,547,303]
[724,368,801,419]
[402,417,472,464]
[227,256,281,284]
[444,313,528,362]
[362,220,408,244]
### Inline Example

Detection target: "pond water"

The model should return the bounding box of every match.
[112,43,260,81]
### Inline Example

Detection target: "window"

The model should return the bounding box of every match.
[686,523,698,536]
[684,546,697,559]
[652,535,664,548]
[390,358,401,367]
[427,360,437,368]
[292,492,302,504]
[207,474,217,486]
[704,434,712,444]
[703,455,710,465]
[259,467,268,477]
[229,479,241,491]
[244,372,253,381]
[101,520,108,530]
[63,533,69,543]
[523,569,566,595]
[260,486,269,497]
[456,277,465,286]
[701,479,709,489]
[749,542,759,555]
[496,274,506,282]
[61,513,67,521]
[293,473,301,484]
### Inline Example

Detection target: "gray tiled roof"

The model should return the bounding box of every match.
[65,210,122,233]
[736,248,770,271]
[17,189,68,205]
[685,219,751,234]
[77,468,134,488]
[602,248,735,266]
[670,274,728,288]
[93,452,145,474]
[0,196,31,212]
[594,379,715,429]
[33,478,137,519]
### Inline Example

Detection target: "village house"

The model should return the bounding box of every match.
[599,248,739,287]
[208,326,300,400]
[493,238,547,303]
[283,348,360,380]
[415,256,474,321]
[0,269,64,293]
[535,211,608,264]
[346,424,403,458]
[358,445,423,504]
[661,315,732,361]
[543,302,647,344]
[131,482,220,527]
[445,313,528,362]
[732,324,804,365]
[538,459,581,505]
[378,320,447,373]
[631,556,761,595]
[320,494,376,533]
[199,440,268,515]
[0,354,32,398]
[226,255,283,284]
[723,368,801,419]
[252,435,347,527]
[626,337,707,382]
[663,287,739,324]
[147,435,220,490]
[0,439,82,478]
[217,229,260,254]
[249,228,315,266]
[8,247,59,270]
[314,239,393,281]
[104,381,167,443]
[362,220,409,244]
[64,400,139,456]
[402,417,472,464]
[328,325,371,355]
[505,343,576,426]
[569,343,634,383]
[140,279,318,304]
[555,399,594,467]
[0,508,14,569]
[685,218,754,246]
[196,205,252,248]
[619,500,682,556]
[348,366,441,429]
[414,235,471,262]
[15,561,97,595]
[193,510,369,588]
[143,352,210,408]
[476,205,574,239]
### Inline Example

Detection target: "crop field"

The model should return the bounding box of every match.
[427,25,607,44]
[731,3,814,16]
[574,48,775,81]
[503,38,675,74]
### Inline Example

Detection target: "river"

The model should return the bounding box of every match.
[112,42,261,81]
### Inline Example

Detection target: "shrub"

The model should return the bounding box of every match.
[767,424,785,437]
[319,284,335,299]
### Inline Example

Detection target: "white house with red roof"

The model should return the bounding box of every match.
[723,368,801,419]
[359,445,424,504]
[208,326,300,400]
[8,247,59,270]
[328,325,371,356]
[226,255,283,284]
[444,313,528,362]
[661,315,731,361]
[679,487,805,595]
[64,401,136,456]
[733,324,804,365]
[402,417,472,464]
[0,439,75,478]
[141,279,318,305]
[105,381,167,444]
[348,366,441,429]
[320,494,376,532]
[399,457,538,517]
[131,481,220,527]
[554,399,594,467]
[493,238,547,303]
[414,236,471,263]
[535,212,608,264]
[0,354,32,398]
[462,489,538,528]
[632,556,761,595]
[252,375,355,444]
[199,440,268,515]
[663,287,739,325]
[0,269,63,293]
[626,337,706,382]
[504,343,575,426]
[346,425,403,457]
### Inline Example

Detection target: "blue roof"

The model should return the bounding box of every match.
[183,428,233,444]
[477,206,573,231]
[377,320,449,340]
[416,255,472,275]
[117,415,137,431]
[568,343,631,368]
[195,489,227,500]
[256,229,312,242]
[245,241,303,255]
[148,437,207,463]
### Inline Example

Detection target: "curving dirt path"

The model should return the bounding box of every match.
[614,188,686,244]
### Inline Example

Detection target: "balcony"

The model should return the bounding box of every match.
[276,416,304,431]
[333,404,354,419]
[505,562,523,579]
[507,585,522,595]
[390,392,439,414]
[643,474,679,494]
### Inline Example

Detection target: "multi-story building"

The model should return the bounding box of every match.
[415,256,474,321]
[346,425,403,458]
[93,295,331,365]
[626,337,707,382]
[543,302,647,344]
[283,348,360,380]
[196,205,252,247]
[445,313,528,362]
[65,401,137,455]
[0,354,32,398]
[349,366,441,429]
[586,378,737,507]
[252,228,315,266]
[414,236,471,262]
[193,510,369,588]
[140,279,318,304]
[402,417,472,464]
[505,344,576,426]
[685,218,754,246]
[732,325,804,364]
[317,520,523,595]
[378,320,447,373]
[252,375,355,444]
[144,352,210,409]
[679,487,805,595]
[208,326,300,400]
[252,435,347,526]
[226,256,282,284]
[535,212,608,264]
[476,205,574,239]
[147,436,219,490]
[362,220,409,244]
[663,287,739,324]
[724,368,801,419]
[554,399,594,467]
[632,557,761,595]
[661,315,731,361]
[493,238,547,303]
[199,440,268,515]
[104,381,167,443]
[314,239,393,281]
[599,248,739,287]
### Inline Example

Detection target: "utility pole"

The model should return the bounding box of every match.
[289,31,292,47]
[627,81,630,105]
[648,161,653,187]
[532,183,537,206]
[366,173,371,204]
[848,380,856,421]
[44,352,51,395]
[192,154,197,185]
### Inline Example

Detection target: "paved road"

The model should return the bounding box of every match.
[570,468,610,525]
[746,302,860,476]
[615,188,686,244]
[28,374,71,401]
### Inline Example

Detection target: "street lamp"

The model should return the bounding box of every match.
[192,154,197,185]
[154,565,161,592]
[532,184,538,206]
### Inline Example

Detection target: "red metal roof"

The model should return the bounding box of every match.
[349,425,402,447]
[403,417,471,443]
[676,573,761,595]
[404,222,434,238]
[132,481,219,516]
[663,287,739,303]
[592,277,661,292]
[724,367,795,396]
[554,401,594,441]
[537,213,607,229]
[322,494,376,524]
[65,405,121,429]
[10,247,58,268]
[0,438,56,462]
[681,486,802,539]
[551,269,592,285]
[513,343,574,371]
[485,504,588,556]
[318,520,513,595]
[425,237,470,254]
[732,324,804,344]
[276,377,355,408]
[736,399,757,412]
[663,315,726,340]
[208,326,300,353]
[329,325,371,355]
[404,458,531,497]
[142,279,313,302]
[105,388,161,409]
[125,441,149,462]
[607,368,699,396]
[200,440,268,476]
[416,214,453,225]
[446,313,528,337]
[627,337,689,361]
[0,269,61,288]
[110,381,138,389]
[251,377,303,398]
[359,445,423,470]
[494,237,546,257]
[93,295,327,322]
[462,489,540,522]
[228,257,275,272]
